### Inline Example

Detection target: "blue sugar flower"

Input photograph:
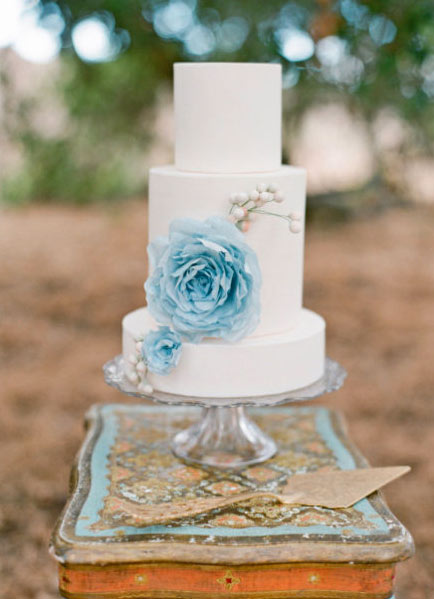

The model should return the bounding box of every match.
[141,327,182,375]
[145,217,262,343]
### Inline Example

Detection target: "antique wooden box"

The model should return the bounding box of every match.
[50,404,413,598]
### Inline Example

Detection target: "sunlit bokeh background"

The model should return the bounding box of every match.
[1,0,434,207]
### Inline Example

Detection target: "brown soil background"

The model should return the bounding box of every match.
[0,202,433,598]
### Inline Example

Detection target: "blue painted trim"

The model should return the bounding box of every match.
[76,404,389,538]
[314,408,389,534]
[76,408,119,535]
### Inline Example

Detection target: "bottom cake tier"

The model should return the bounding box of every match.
[122,308,325,398]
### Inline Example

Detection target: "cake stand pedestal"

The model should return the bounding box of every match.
[171,406,277,468]
[103,356,346,469]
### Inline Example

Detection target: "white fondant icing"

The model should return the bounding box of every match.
[119,62,327,399]
[148,165,306,336]
[174,63,281,173]
[123,308,325,398]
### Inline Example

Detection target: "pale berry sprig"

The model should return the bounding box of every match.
[228,183,302,233]
[127,339,154,394]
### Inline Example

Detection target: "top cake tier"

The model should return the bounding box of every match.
[174,63,282,173]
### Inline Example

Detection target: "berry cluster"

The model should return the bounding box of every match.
[127,341,153,394]
[228,182,302,233]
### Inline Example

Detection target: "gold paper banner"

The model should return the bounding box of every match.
[104,466,410,526]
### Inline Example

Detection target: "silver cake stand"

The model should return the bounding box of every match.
[104,356,346,469]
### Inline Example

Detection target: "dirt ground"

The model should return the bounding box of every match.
[0,201,433,598]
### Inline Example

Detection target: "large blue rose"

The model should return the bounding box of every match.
[141,326,182,375]
[144,217,261,343]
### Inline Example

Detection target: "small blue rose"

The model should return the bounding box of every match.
[141,326,182,375]
[145,217,261,343]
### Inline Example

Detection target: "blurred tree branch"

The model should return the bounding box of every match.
[1,0,434,207]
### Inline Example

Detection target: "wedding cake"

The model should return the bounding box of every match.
[122,63,325,398]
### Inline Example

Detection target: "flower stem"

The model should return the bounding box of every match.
[250,209,291,222]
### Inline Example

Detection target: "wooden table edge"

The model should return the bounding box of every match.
[49,403,415,566]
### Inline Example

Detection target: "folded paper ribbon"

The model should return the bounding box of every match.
[101,466,410,527]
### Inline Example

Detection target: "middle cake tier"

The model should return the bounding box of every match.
[149,165,306,337]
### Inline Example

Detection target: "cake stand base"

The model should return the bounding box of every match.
[171,406,276,469]
[103,355,346,469]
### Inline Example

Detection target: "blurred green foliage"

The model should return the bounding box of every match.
[1,0,434,204]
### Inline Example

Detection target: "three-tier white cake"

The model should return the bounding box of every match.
[122,63,325,398]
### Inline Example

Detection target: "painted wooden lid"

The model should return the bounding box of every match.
[51,404,414,566]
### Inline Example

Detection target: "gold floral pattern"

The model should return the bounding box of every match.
[91,409,378,533]
[171,466,207,483]
[217,570,241,590]
[210,514,254,528]
[244,466,281,482]
[206,480,247,496]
